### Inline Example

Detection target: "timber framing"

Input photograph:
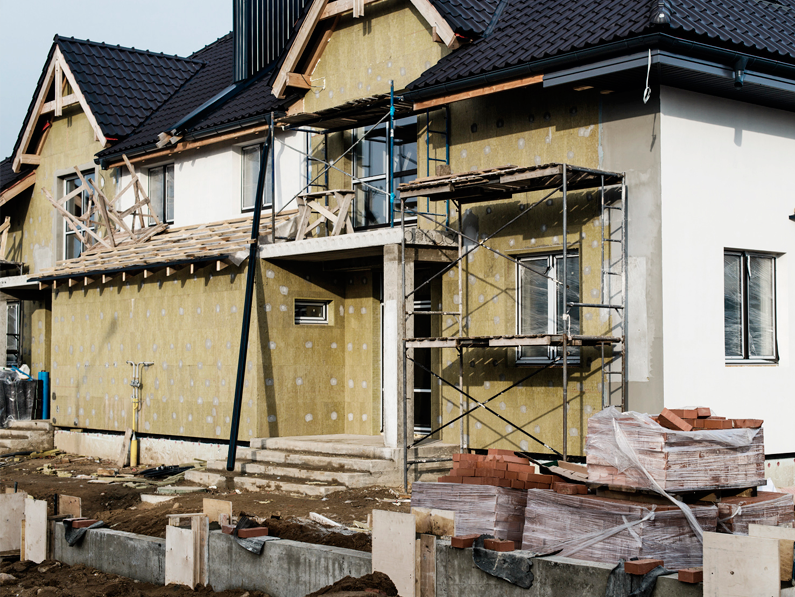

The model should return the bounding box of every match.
[12,46,107,172]
[413,74,544,110]
[0,170,36,208]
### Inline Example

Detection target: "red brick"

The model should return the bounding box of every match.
[482,477,500,486]
[669,408,698,419]
[576,484,588,495]
[70,519,98,529]
[483,538,514,552]
[462,477,481,485]
[552,483,580,495]
[507,463,535,474]
[511,479,525,490]
[438,475,463,483]
[658,408,693,431]
[453,453,462,462]
[704,418,732,430]
[505,471,519,480]
[456,461,476,469]
[624,559,664,575]
[237,527,269,538]
[496,478,512,488]
[678,568,703,584]
[696,407,712,418]
[501,455,530,465]
[221,524,234,535]
[692,418,707,429]
[526,473,554,484]
[455,467,476,477]
[451,534,480,549]
[732,419,763,429]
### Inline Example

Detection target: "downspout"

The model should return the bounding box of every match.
[227,114,272,471]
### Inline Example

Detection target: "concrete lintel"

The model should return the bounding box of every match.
[0,274,36,290]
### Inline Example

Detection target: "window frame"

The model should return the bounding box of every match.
[6,300,21,367]
[241,143,272,213]
[724,249,778,364]
[516,251,581,366]
[294,299,331,325]
[62,170,97,260]
[352,116,417,229]
[147,163,175,224]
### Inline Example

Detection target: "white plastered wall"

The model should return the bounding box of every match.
[114,129,308,228]
[659,86,795,455]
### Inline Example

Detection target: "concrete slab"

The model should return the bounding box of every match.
[184,469,229,489]
[240,463,373,487]
[0,492,26,551]
[141,494,178,504]
[208,531,371,597]
[233,476,345,497]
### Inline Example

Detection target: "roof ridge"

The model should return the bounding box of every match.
[53,34,202,64]
[190,33,234,59]
[648,0,672,25]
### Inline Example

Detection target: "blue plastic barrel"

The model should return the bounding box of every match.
[38,371,50,420]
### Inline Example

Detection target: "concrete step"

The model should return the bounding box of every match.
[240,449,393,473]
[253,436,396,460]
[184,469,230,490]
[6,420,52,431]
[233,475,346,497]
[238,462,375,487]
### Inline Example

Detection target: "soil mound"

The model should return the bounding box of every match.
[306,571,398,596]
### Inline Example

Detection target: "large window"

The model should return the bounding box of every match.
[518,253,580,364]
[63,171,96,260]
[353,116,417,228]
[148,164,174,224]
[242,144,272,211]
[724,251,777,362]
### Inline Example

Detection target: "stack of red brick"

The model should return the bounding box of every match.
[438,449,557,490]
[654,407,763,431]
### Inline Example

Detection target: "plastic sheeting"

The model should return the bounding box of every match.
[522,489,717,570]
[0,371,39,428]
[604,560,673,597]
[471,535,534,589]
[717,491,795,534]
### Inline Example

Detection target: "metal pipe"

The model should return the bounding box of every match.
[621,176,629,411]
[389,81,395,227]
[126,360,153,467]
[227,116,272,471]
[457,200,465,453]
[562,164,568,462]
[401,189,408,492]
[270,112,276,244]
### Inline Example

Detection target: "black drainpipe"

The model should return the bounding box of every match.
[227,113,272,470]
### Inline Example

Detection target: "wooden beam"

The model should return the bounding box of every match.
[12,57,55,172]
[55,59,63,117]
[408,0,458,48]
[304,16,339,78]
[414,74,543,110]
[18,155,41,166]
[67,278,79,288]
[286,72,312,90]
[216,260,229,272]
[321,0,379,18]
[165,266,182,277]
[101,274,114,284]
[83,276,95,286]
[273,0,329,98]
[107,123,271,169]
[143,269,154,279]
[38,282,50,290]
[42,94,78,115]
[55,48,107,147]
[0,171,36,207]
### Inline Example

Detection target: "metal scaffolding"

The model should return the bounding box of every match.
[397,164,627,490]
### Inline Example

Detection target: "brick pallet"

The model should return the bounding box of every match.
[439,451,556,490]
[717,491,795,534]
[521,489,718,569]
[586,408,765,492]
[411,481,527,544]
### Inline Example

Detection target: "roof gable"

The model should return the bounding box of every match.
[11,37,202,172]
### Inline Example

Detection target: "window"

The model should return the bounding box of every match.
[724,251,777,362]
[63,171,96,260]
[353,116,417,228]
[295,300,330,324]
[242,144,272,211]
[517,253,580,364]
[6,301,20,367]
[148,164,174,224]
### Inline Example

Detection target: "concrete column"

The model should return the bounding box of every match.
[382,244,413,456]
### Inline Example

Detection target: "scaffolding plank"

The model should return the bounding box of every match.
[0,492,27,551]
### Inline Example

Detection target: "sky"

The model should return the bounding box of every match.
[0,0,232,159]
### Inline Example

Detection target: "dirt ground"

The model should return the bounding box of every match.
[0,454,411,552]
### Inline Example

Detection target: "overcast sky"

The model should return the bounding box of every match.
[0,0,232,159]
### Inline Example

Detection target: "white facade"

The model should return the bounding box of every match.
[116,129,308,228]
[659,86,795,454]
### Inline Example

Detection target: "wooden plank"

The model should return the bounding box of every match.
[56,48,107,147]
[305,16,339,77]
[407,0,457,48]
[0,170,36,207]
[202,499,232,524]
[58,495,81,518]
[749,523,795,581]
[420,534,436,597]
[372,510,415,597]
[12,56,55,172]
[286,72,312,89]
[0,492,27,551]
[273,0,330,98]
[321,0,378,19]
[703,531,780,597]
[414,74,544,111]
[24,497,48,564]
[117,428,132,468]
[55,58,63,117]
[165,525,195,588]
[191,515,209,586]
[331,192,353,236]
[18,154,41,166]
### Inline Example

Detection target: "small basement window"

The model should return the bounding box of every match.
[295,300,330,324]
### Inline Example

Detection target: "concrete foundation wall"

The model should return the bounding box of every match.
[51,523,165,585]
[209,532,371,596]
[659,86,795,455]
